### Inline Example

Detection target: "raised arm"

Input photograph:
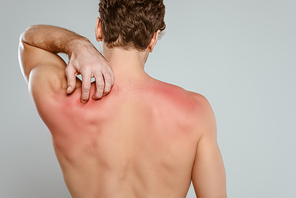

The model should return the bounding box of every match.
[20,25,114,102]
[191,94,227,197]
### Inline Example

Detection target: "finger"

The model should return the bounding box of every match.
[92,73,105,100]
[65,65,77,94]
[102,70,113,95]
[81,70,92,103]
[106,65,115,85]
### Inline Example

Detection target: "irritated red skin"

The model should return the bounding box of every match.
[20,31,226,197]
[35,78,204,198]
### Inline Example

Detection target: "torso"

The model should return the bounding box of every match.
[39,76,202,198]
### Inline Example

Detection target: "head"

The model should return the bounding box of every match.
[96,0,166,54]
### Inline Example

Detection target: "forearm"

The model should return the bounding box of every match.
[21,25,92,56]
[19,24,114,101]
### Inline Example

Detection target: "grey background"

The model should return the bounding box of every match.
[0,0,295,197]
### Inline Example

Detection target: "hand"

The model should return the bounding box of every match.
[65,39,114,103]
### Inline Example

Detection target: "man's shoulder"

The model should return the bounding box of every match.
[152,80,207,102]
[147,80,210,115]
[145,80,215,137]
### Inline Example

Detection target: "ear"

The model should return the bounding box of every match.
[147,30,160,52]
[95,17,104,42]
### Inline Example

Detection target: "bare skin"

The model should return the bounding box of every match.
[19,22,226,197]
[19,25,114,102]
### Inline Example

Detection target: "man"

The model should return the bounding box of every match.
[19,0,226,197]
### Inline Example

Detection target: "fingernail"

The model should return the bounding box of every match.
[67,86,72,93]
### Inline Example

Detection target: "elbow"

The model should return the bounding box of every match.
[20,25,34,44]
[20,24,42,44]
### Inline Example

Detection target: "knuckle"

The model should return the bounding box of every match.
[81,67,90,73]
[82,86,90,92]
[104,73,111,79]
[83,89,90,93]
[96,78,104,88]
[94,69,103,75]
[106,76,113,83]
[97,82,105,89]
[68,61,77,69]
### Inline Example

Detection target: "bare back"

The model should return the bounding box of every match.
[39,76,201,198]
[20,23,226,198]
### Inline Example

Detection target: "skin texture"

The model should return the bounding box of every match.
[20,25,114,103]
[19,21,226,198]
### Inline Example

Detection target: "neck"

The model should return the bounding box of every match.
[101,43,149,79]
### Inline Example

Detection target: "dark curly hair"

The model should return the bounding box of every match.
[99,0,166,51]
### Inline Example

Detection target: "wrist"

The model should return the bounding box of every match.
[66,37,93,57]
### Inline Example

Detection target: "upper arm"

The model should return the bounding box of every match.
[18,39,69,108]
[19,38,67,84]
[191,94,227,197]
